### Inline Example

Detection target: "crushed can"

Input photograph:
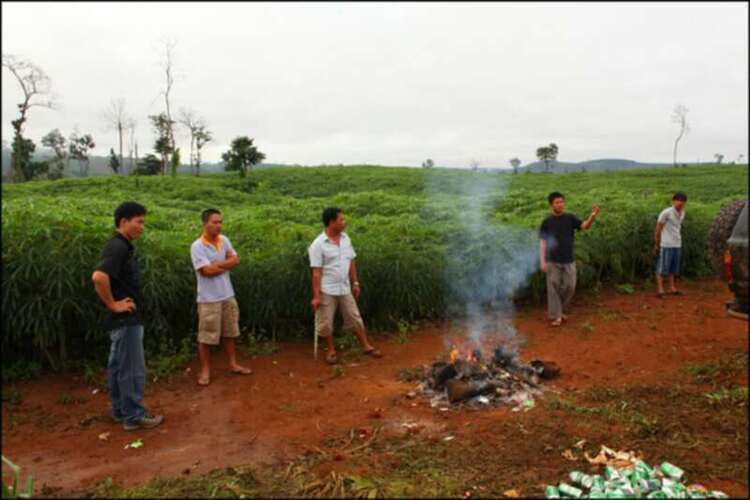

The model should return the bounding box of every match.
[660,462,685,481]
[544,485,560,498]
[558,482,583,498]
[605,466,621,480]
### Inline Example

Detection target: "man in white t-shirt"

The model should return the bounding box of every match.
[308,207,383,365]
[654,192,687,298]
[190,208,252,386]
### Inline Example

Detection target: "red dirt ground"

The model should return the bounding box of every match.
[2,279,748,496]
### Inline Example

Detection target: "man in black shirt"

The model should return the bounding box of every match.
[92,202,164,431]
[539,192,600,327]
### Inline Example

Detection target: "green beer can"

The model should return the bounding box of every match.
[545,485,560,498]
[558,482,583,498]
[659,462,685,481]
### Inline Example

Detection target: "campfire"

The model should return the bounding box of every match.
[417,343,559,409]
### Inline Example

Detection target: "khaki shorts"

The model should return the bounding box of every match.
[197,297,240,345]
[315,293,365,338]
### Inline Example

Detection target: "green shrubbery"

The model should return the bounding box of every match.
[2,165,747,368]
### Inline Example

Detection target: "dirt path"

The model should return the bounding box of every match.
[2,279,747,496]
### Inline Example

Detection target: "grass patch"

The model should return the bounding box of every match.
[1,386,23,406]
[685,351,747,386]
[2,361,42,384]
[243,329,280,357]
[396,366,424,383]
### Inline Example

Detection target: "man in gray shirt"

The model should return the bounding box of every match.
[654,192,687,298]
[308,207,383,364]
[190,208,252,386]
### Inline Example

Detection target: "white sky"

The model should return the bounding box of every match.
[2,2,748,167]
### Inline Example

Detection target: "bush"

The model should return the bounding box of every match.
[2,165,747,368]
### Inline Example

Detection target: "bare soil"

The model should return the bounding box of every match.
[2,279,747,497]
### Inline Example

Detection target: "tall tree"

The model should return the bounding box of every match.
[68,130,95,177]
[2,54,56,182]
[671,104,689,168]
[509,157,521,174]
[149,113,174,175]
[714,153,724,165]
[100,98,132,173]
[421,158,434,169]
[41,128,67,179]
[536,143,559,172]
[178,108,206,174]
[159,39,178,163]
[222,136,265,178]
[127,120,137,175]
[194,124,212,176]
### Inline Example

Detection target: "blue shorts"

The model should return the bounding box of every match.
[656,247,681,276]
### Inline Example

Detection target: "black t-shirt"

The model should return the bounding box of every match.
[539,213,583,264]
[96,232,143,330]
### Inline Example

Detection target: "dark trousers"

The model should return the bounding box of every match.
[107,324,147,424]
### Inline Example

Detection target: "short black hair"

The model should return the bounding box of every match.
[114,201,146,228]
[673,192,687,202]
[322,207,343,227]
[548,192,565,205]
[202,208,221,223]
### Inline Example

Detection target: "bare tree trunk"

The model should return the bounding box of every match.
[672,128,684,168]
[117,122,123,175]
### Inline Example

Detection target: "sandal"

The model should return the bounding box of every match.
[197,375,211,386]
[550,319,563,327]
[363,348,383,358]
[326,351,339,365]
[231,366,253,375]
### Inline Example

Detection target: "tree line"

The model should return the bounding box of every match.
[2,41,265,183]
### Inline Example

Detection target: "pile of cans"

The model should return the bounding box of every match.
[545,460,729,498]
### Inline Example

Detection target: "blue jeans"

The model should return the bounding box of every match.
[107,324,147,424]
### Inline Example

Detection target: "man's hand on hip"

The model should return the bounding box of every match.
[311,297,321,311]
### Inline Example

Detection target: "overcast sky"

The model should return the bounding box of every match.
[2,2,748,167]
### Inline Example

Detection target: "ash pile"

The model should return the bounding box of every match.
[418,345,560,410]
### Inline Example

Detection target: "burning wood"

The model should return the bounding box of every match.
[415,344,559,409]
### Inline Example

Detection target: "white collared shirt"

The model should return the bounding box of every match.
[308,231,357,296]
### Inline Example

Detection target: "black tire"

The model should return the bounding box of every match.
[707,199,747,276]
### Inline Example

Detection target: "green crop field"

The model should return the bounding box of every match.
[2,165,747,369]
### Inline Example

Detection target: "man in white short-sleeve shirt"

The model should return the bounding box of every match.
[190,208,252,386]
[308,207,383,365]
[654,192,687,298]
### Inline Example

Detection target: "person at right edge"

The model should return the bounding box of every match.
[539,192,600,327]
[92,201,164,431]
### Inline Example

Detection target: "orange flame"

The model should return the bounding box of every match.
[449,347,459,364]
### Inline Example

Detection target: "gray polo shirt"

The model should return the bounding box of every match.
[190,235,236,303]
[657,207,685,248]
[308,231,357,296]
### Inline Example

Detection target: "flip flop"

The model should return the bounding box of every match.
[363,348,383,358]
[230,367,253,375]
[550,319,563,327]
[326,352,339,365]
[197,376,211,386]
